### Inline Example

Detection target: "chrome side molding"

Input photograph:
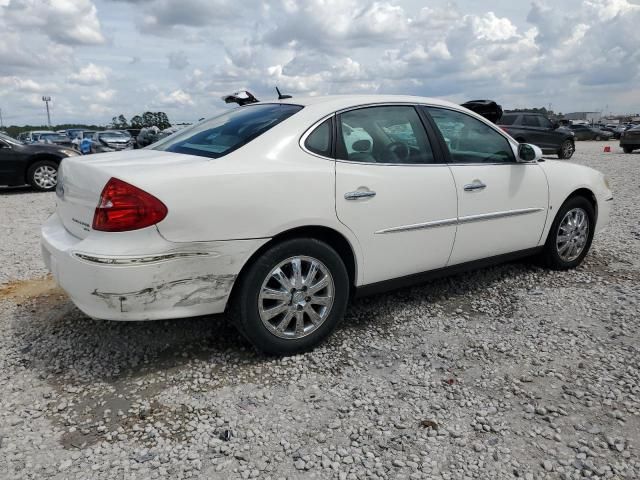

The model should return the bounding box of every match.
[375,207,544,234]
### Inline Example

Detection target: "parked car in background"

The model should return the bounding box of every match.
[497,112,575,159]
[136,126,162,148]
[37,132,75,148]
[17,130,56,143]
[126,129,141,149]
[620,125,640,153]
[41,95,612,354]
[91,130,134,153]
[569,124,613,141]
[0,132,79,191]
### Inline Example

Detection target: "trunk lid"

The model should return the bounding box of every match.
[56,150,205,239]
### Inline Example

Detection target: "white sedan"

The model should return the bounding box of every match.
[41,95,612,354]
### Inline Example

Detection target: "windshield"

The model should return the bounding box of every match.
[151,103,303,159]
[40,133,68,142]
[99,131,130,140]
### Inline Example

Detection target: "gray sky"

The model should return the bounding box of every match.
[0,0,639,126]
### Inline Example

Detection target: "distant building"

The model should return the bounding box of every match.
[563,112,602,123]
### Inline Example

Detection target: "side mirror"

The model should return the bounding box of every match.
[517,143,543,162]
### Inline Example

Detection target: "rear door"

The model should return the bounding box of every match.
[333,105,458,285]
[423,106,549,265]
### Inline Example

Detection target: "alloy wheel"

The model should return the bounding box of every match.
[556,207,589,262]
[562,141,574,158]
[258,256,335,339]
[33,165,57,189]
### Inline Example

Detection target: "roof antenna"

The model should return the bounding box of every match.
[276,86,292,100]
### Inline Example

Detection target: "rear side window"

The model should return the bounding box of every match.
[304,118,333,157]
[152,104,303,159]
[522,115,541,127]
[499,114,517,125]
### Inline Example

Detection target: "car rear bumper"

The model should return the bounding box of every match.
[41,213,268,321]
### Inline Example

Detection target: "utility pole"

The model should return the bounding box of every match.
[42,96,52,127]
[0,108,4,129]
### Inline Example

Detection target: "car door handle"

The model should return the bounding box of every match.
[464,181,486,192]
[344,190,376,200]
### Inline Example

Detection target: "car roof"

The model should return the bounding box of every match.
[259,94,462,112]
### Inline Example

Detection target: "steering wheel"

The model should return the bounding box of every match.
[383,141,410,163]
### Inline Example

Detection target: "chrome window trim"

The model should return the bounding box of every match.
[375,207,544,234]
[298,101,526,166]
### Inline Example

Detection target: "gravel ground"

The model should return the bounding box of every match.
[1,141,638,480]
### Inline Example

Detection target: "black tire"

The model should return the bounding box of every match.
[231,238,350,355]
[623,147,633,154]
[539,196,595,270]
[557,139,574,159]
[27,160,59,192]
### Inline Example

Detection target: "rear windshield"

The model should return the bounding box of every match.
[151,104,303,159]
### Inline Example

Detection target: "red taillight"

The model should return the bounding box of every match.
[92,177,168,232]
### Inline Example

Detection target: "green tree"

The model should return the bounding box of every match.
[130,115,144,128]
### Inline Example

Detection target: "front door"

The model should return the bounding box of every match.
[334,105,458,285]
[424,106,549,265]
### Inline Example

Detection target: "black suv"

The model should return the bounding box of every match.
[498,112,575,159]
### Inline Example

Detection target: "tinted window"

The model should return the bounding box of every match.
[538,117,553,129]
[304,118,332,157]
[522,115,540,127]
[499,114,517,125]
[152,104,303,159]
[336,106,435,164]
[426,107,515,164]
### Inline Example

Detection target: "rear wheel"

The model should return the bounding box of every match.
[27,160,58,191]
[557,140,574,159]
[232,238,349,355]
[623,147,634,154]
[539,196,595,270]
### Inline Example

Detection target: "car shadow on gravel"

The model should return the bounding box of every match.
[8,259,541,386]
[0,186,41,195]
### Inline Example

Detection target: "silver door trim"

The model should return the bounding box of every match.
[458,207,544,224]
[375,207,544,234]
[375,217,458,234]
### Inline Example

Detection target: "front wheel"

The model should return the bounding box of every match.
[27,160,59,191]
[557,140,575,159]
[232,238,350,355]
[623,147,633,154]
[539,196,595,270]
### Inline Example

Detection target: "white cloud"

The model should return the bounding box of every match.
[4,0,105,45]
[68,63,110,86]
[157,89,194,107]
[1,0,639,125]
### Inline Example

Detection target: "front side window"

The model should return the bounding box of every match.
[425,107,515,164]
[538,117,553,129]
[336,106,434,164]
[152,104,303,159]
